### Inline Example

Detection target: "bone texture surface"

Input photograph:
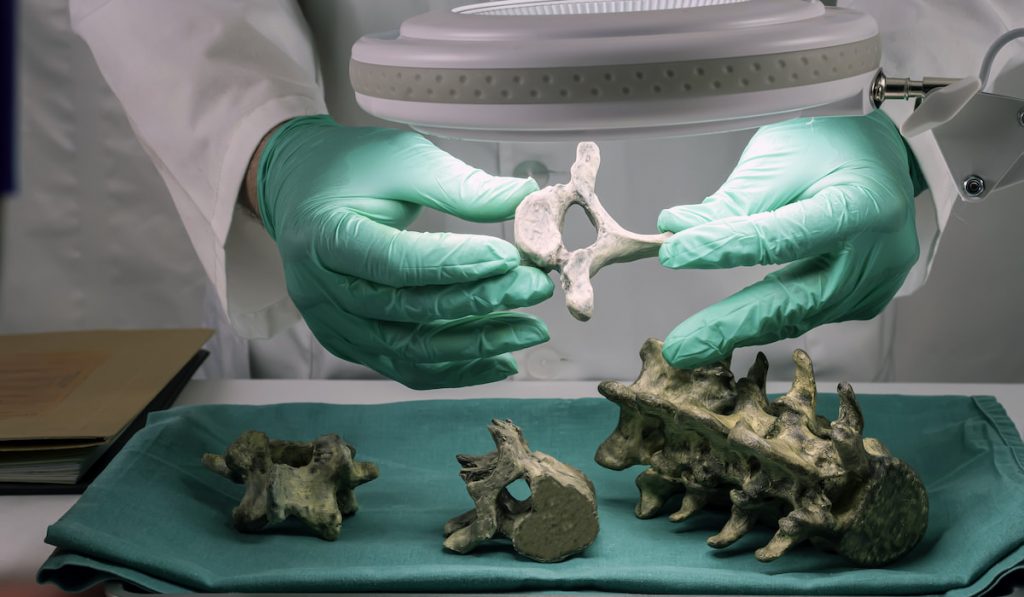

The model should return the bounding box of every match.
[595,339,928,566]
[444,419,599,562]
[202,431,378,540]
[514,142,671,321]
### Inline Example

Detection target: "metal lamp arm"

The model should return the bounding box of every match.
[873,29,1024,202]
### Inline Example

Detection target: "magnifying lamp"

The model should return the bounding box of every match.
[351,0,1024,200]
[351,0,886,140]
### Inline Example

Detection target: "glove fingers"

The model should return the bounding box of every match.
[658,113,900,236]
[317,332,519,389]
[374,353,520,390]
[658,133,811,234]
[658,198,747,234]
[661,258,834,369]
[306,300,549,364]
[387,133,540,222]
[370,312,550,363]
[659,184,896,269]
[310,210,521,286]
[328,266,554,323]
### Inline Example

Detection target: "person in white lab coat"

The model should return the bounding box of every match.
[21,1,1018,385]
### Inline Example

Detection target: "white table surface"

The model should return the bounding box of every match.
[3,379,1023,590]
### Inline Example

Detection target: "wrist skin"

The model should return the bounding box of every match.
[238,122,287,219]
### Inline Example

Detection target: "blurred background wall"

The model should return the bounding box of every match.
[0,0,207,336]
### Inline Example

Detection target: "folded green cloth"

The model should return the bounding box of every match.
[39,394,1024,595]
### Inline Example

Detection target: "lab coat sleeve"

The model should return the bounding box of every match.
[843,0,1024,296]
[70,0,327,338]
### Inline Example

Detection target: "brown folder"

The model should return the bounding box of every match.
[0,329,212,447]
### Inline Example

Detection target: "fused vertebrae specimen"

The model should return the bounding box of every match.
[514,142,671,321]
[444,419,599,562]
[202,431,378,540]
[595,339,928,566]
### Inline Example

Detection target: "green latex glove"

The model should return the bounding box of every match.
[657,110,921,369]
[257,115,553,389]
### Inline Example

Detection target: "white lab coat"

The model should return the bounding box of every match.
[12,1,1021,381]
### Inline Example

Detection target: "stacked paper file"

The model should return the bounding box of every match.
[0,329,210,491]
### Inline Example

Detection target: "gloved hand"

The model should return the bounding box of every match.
[257,115,553,389]
[657,110,923,369]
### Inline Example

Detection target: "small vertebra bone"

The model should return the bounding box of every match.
[444,419,599,563]
[202,431,378,541]
[514,142,670,321]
